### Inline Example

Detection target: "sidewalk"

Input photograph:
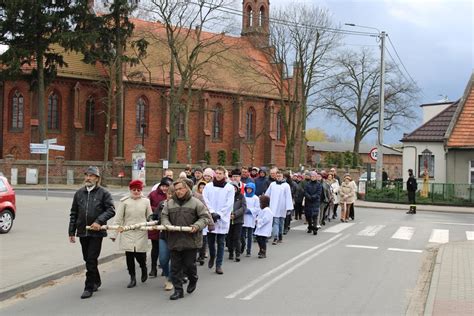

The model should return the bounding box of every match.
[424,241,474,315]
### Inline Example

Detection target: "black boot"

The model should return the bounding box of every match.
[208,255,215,269]
[170,289,184,300]
[235,254,240,262]
[313,227,318,235]
[149,267,157,278]
[127,275,136,288]
[141,267,148,283]
[187,279,197,293]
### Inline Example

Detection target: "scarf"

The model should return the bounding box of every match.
[213,178,227,188]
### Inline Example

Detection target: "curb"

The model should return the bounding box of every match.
[0,253,123,302]
[423,244,444,316]
[355,203,474,215]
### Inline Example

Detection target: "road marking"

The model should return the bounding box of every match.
[388,248,423,253]
[429,229,449,244]
[466,231,474,240]
[431,222,474,226]
[240,235,349,300]
[392,226,415,240]
[346,244,378,249]
[357,225,385,237]
[225,234,344,299]
[323,223,355,233]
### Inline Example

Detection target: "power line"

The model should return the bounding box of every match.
[181,0,378,38]
[386,35,417,86]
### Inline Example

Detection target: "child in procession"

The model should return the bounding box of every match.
[254,195,273,259]
[242,182,260,257]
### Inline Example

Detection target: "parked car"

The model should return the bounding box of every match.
[0,176,16,233]
[359,172,376,183]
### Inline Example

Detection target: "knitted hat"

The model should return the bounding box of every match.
[203,168,215,178]
[129,179,144,190]
[159,177,172,187]
[194,167,203,174]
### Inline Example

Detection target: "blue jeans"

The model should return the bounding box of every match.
[241,227,253,255]
[159,239,170,279]
[272,217,285,240]
[208,233,225,268]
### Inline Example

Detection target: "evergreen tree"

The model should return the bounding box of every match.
[0,0,92,142]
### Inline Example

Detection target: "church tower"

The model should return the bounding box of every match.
[241,0,270,47]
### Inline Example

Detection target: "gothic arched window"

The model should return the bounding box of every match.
[47,91,60,130]
[213,104,223,140]
[276,111,283,141]
[10,90,24,130]
[259,6,265,27]
[85,96,95,133]
[246,107,256,141]
[136,96,148,136]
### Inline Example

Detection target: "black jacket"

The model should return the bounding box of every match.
[68,186,116,237]
[231,192,246,225]
[304,180,322,216]
[407,176,418,192]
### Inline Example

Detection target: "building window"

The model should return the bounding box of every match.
[212,104,223,140]
[246,107,256,141]
[136,97,147,136]
[470,160,474,184]
[177,109,186,138]
[259,6,265,27]
[47,92,60,130]
[276,111,283,141]
[246,6,253,27]
[85,96,95,133]
[10,90,24,130]
[418,154,435,178]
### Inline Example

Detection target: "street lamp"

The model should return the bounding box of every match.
[345,23,387,189]
[140,122,147,147]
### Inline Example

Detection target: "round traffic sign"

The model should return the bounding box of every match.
[369,147,378,161]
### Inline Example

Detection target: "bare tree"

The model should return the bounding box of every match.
[139,0,235,163]
[241,3,341,167]
[244,125,266,166]
[319,48,419,154]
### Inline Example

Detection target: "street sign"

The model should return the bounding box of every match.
[30,143,48,154]
[49,144,65,151]
[43,138,57,145]
[369,147,378,161]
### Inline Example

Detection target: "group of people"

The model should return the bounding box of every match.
[68,165,357,301]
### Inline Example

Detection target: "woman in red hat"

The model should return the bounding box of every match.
[111,179,152,288]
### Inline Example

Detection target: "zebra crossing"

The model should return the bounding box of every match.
[292,222,474,244]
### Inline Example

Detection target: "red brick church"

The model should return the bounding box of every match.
[1,0,301,169]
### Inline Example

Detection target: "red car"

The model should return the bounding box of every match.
[0,175,16,233]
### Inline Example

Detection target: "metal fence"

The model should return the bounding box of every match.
[364,181,474,206]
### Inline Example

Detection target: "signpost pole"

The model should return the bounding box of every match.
[46,142,49,200]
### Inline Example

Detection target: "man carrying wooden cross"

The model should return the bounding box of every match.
[161,178,209,300]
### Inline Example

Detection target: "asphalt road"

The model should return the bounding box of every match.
[1,193,473,315]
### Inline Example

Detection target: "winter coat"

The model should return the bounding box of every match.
[161,191,209,251]
[265,180,294,218]
[244,183,260,228]
[254,207,273,237]
[340,181,356,204]
[304,180,322,217]
[69,186,115,238]
[407,176,418,192]
[112,195,152,253]
[147,188,167,240]
[231,193,246,225]
[293,181,305,204]
[321,181,331,205]
[330,180,340,204]
[202,181,235,234]
[255,175,270,196]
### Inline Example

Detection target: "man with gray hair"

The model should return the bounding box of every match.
[68,166,115,299]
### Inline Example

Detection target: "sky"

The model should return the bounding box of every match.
[270,0,474,145]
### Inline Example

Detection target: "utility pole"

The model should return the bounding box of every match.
[375,31,386,189]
